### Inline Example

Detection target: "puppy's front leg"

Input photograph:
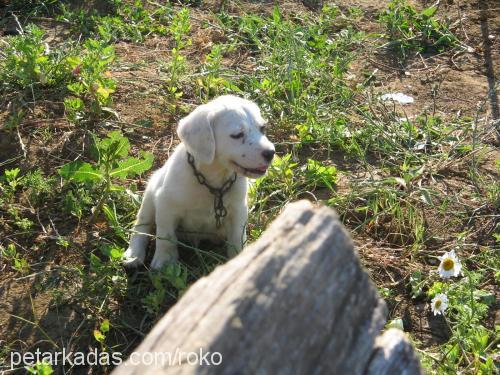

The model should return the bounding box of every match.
[123,187,155,267]
[226,205,248,258]
[150,211,179,270]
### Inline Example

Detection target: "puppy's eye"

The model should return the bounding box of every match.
[230,132,244,139]
[260,126,266,134]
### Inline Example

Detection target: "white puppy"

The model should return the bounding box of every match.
[123,95,275,269]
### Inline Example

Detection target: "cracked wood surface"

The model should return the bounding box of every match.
[113,200,422,374]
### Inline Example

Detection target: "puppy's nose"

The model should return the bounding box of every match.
[261,149,275,162]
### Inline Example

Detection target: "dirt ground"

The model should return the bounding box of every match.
[0,0,498,373]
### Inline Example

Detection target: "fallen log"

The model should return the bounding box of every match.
[113,200,422,374]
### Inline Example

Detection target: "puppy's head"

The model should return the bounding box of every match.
[178,95,275,178]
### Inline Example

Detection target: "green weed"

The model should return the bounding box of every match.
[0,24,70,92]
[21,169,57,205]
[379,0,458,58]
[98,1,171,42]
[61,187,94,220]
[142,264,188,315]
[26,361,54,375]
[0,23,119,126]
[2,168,22,195]
[163,8,192,104]
[59,0,172,43]
[59,131,153,222]
[70,244,128,317]
[196,44,238,100]
[65,39,116,121]
[0,243,30,274]
[93,319,111,350]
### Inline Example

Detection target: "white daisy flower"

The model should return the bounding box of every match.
[438,250,462,279]
[431,293,448,316]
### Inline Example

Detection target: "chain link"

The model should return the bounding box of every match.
[187,152,237,228]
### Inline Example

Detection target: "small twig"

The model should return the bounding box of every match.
[10,12,24,34]
[417,52,428,69]
[33,205,48,235]
[30,16,73,25]
[16,126,27,159]
[48,216,61,237]
[14,271,46,281]
[0,155,23,168]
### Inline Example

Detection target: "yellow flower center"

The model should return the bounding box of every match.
[442,258,454,271]
[434,299,442,309]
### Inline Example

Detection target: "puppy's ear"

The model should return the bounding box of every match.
[177,104,215,164]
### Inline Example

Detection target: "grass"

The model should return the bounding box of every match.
[0,1,498,374]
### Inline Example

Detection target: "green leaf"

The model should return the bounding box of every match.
[5,168,20,183]
[409,270,424,298]
[100,243,124,259]
[420,188,433,205]
[93,329,105,342]
[162,264,187,291]
[109,184,125,191]
[474,290,495,306]
[64,97,84,111]
[96,85,114,99]
[100,319,110,333]
[67,82,85,95]
[102,203,118,224]
[272,6,281,24]
[306,159,338,189]
[26,361,53,375]
[96,131,130,160]
[427,281,444,298]
[421,6,437,18]
[59,161,103,183]
[109,152,153,179]
[108,246,124,260]
[66,56,81,69]
[386,318,404,330]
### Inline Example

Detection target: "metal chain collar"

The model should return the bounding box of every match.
[187,152,237,228]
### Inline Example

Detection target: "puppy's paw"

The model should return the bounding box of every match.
[123,247,146,268]
[150,250,178,270]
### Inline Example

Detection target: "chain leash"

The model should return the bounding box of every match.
[187,152,237,228]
